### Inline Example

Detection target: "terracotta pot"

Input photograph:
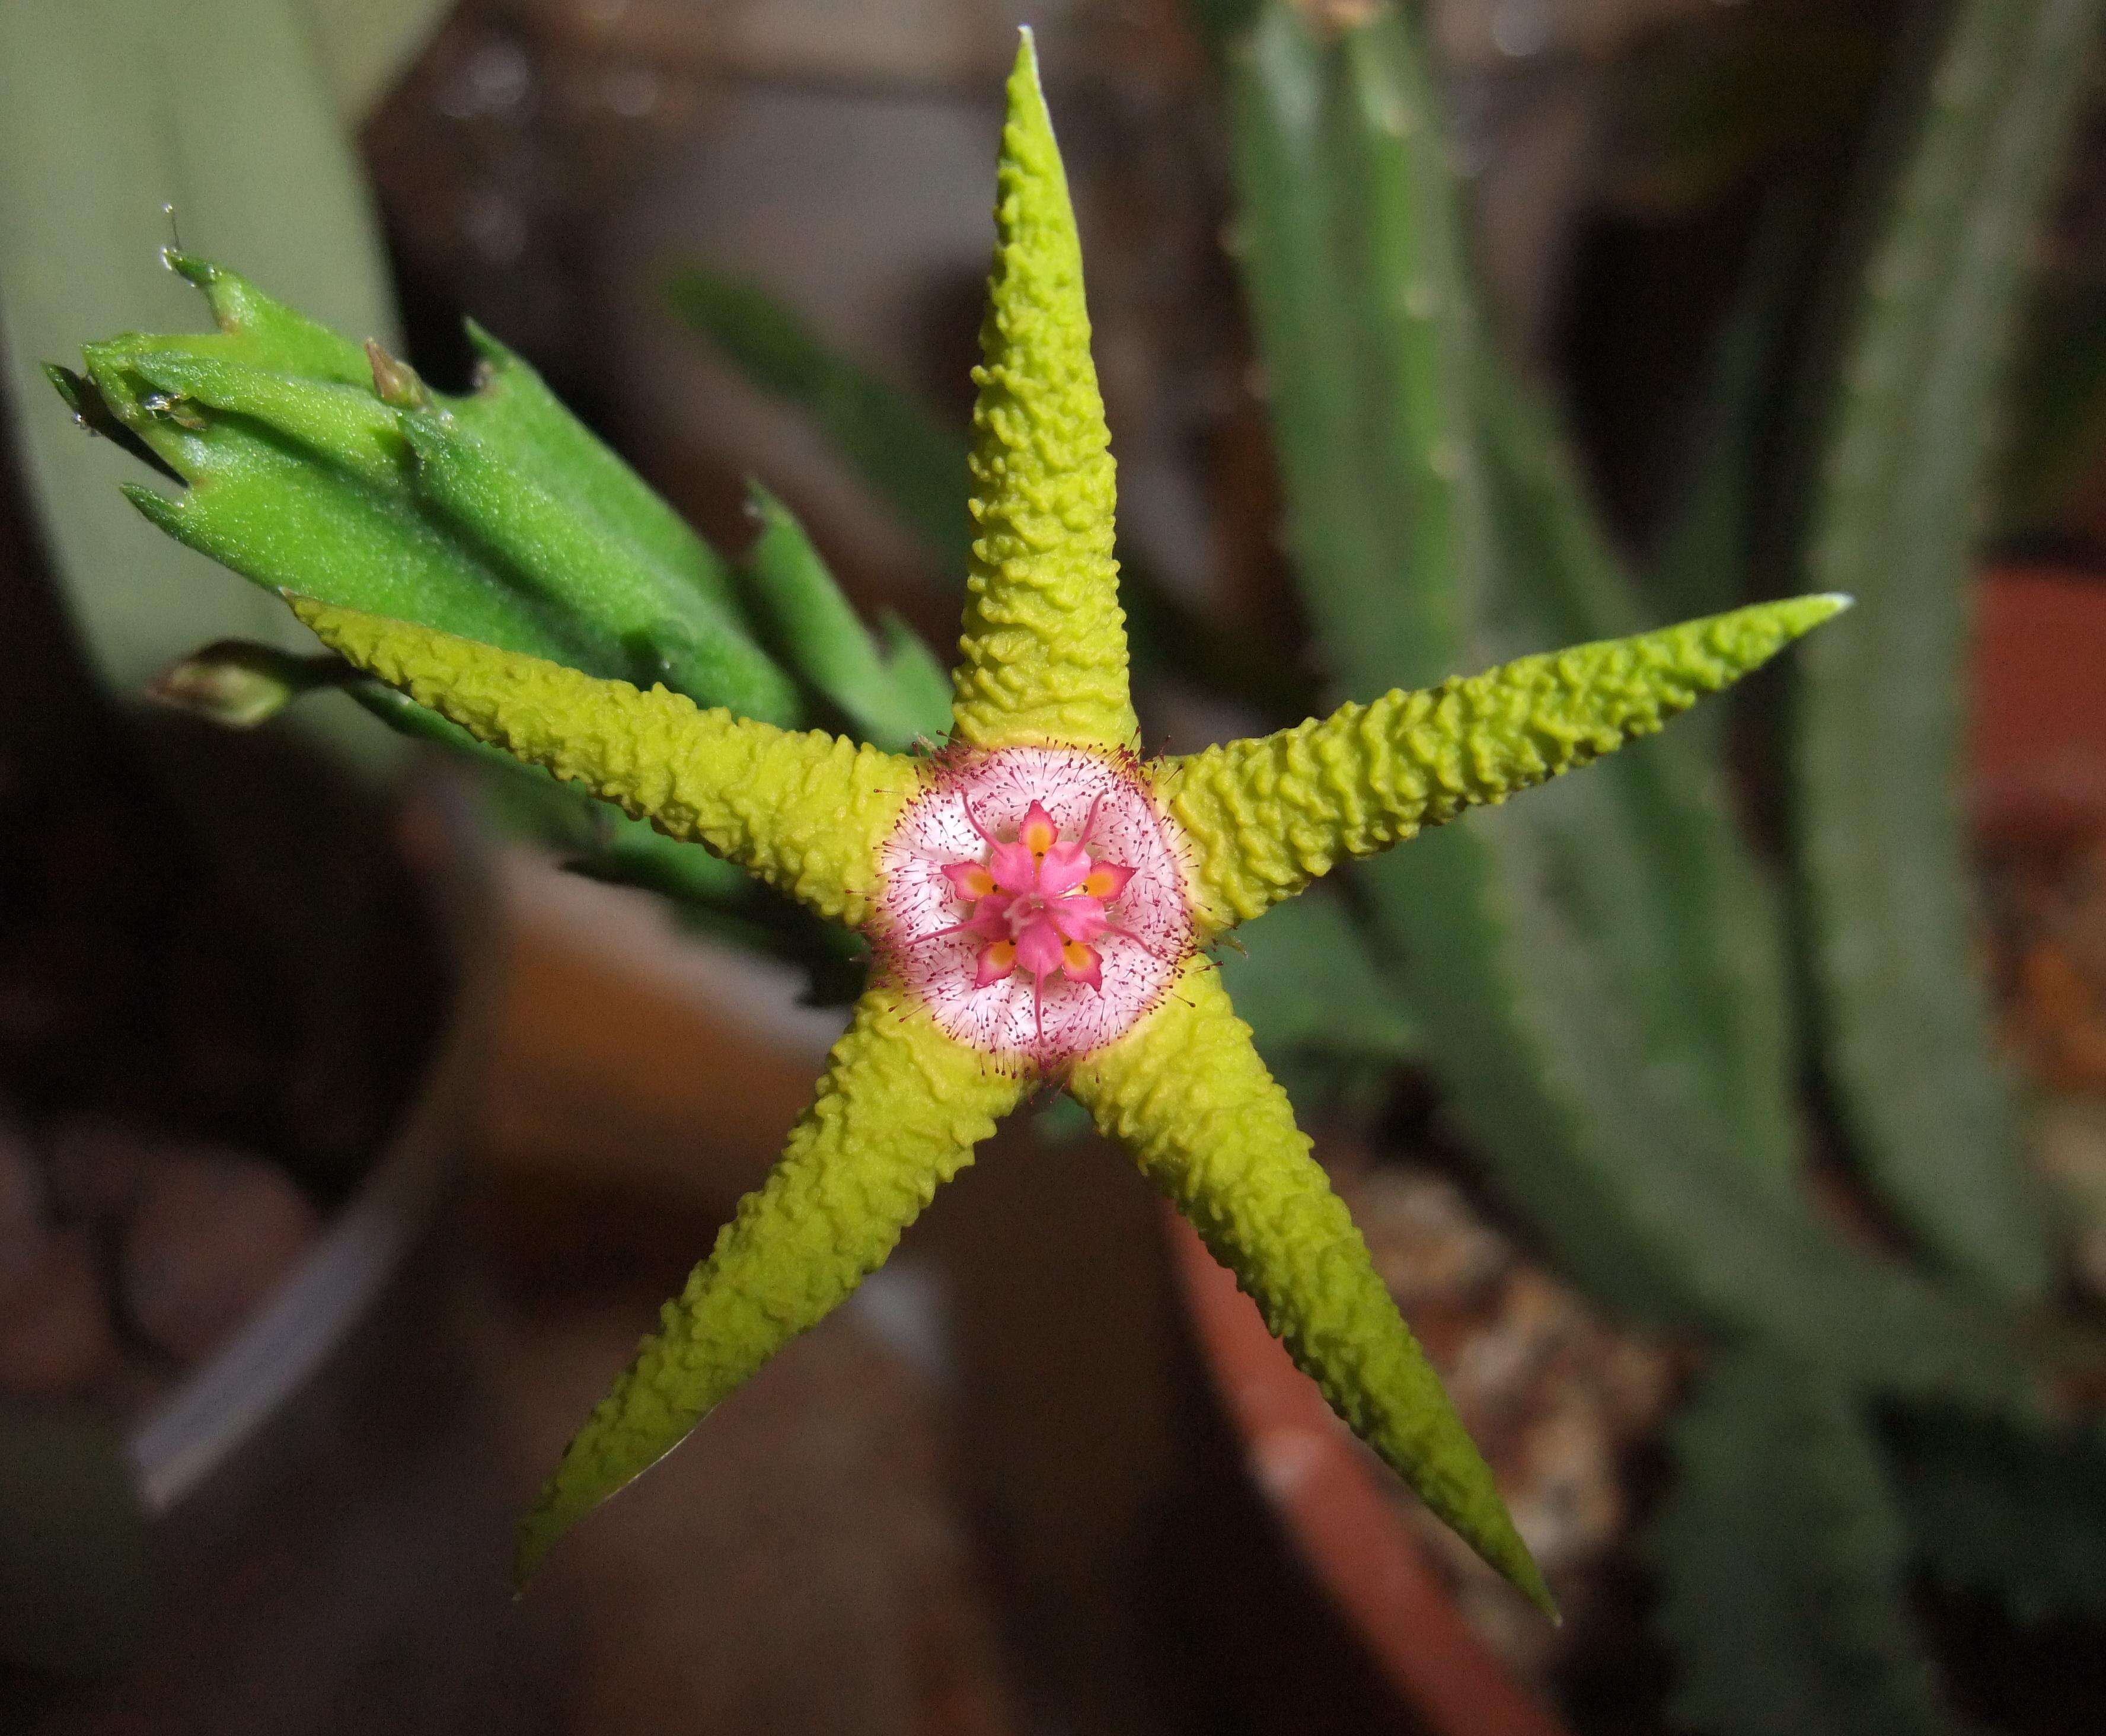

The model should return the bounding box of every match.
[1166,1211,1572,1736]
[1970,568,2106,841]
[1168,565,2106,1736]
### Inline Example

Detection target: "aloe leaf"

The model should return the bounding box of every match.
[44,361,184,483]
[1475,354,1799,1195]
[1215,889,1416,1078]
[394,405,797,719]
[1226,3,2053,1414]
[91,370,604,672]
[666,268,974,574]
[0,0,397,701]
[106,346,406,484]
[1649,1351,1954,1736]
[1793,0,2101,1304]
[739,484,950,751]
[162,248,375,384]
[1882,1403,2106,1625]
[875,612,956,736]
[1227,1,1824,1324]
[1230,5,1486,693]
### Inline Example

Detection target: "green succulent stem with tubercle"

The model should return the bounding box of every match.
[65,28,1850,1620]
[263,32,1850,1616]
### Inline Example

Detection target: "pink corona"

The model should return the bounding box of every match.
[879,746,1193,1066]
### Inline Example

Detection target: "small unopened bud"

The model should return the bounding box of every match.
[145,641,340,729]
[365,340,430,410]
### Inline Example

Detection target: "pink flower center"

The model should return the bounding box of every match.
[936,797,1138,1001]
[879,747,1192,1067]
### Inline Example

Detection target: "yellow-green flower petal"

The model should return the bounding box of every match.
[289,598,917,925]
[1067,962,1555,1617]
[516,982,1024,1585]
[947,32,1138,755]
[1159,595,1849,935]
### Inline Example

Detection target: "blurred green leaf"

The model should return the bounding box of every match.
[1649,1352,1954,1736]
[875,612,956,739]
[1477,356,1800,1196]
[0,0,397,721]
[739,483,950,751]
[667,267,974,575]
[1221,2,2043,1415]
[1884,1404,2106,1625]
[1216,889,1416,1076]
[1792,0,2099,1305]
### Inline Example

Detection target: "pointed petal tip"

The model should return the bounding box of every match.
[1699,592,1857,669]
[1513,1553,1561,1623]
[1474,1502,1557,1620]
[952,19,1139,752]
[1763,590,1855,645]
[1004,23,1052,137]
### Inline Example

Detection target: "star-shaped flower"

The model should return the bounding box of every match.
[286,34,1843,1614]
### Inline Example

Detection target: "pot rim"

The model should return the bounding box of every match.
[1164,1205,1572,1736]
[122,779,493,1515]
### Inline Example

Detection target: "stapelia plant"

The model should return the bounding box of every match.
[272,36,1842,1603]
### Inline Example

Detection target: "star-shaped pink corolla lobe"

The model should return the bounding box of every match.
[934,799,1134,997]
[881,749,1192,1067]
